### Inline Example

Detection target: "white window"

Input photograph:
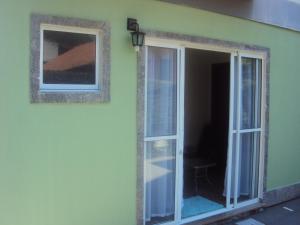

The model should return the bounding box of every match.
[30,14,110,103]
[40,24,100,91]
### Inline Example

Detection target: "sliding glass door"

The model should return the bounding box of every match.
[229,55,263,206]
[143,44,264,225]
[144,45,183,225]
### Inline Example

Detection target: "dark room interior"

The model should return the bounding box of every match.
[182,48,230,218]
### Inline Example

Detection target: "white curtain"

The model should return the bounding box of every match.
[145,47,177,221]
[146,47,177,137]
[145,141,176,221]
[224,134,256,198]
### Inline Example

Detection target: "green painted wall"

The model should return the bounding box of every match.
[0,0,300,225]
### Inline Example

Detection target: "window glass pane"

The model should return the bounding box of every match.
[43,30,96,85]
[237,132,260,203]
[240,58,262,129]
[145,139,176,225]
[146,47,177,137]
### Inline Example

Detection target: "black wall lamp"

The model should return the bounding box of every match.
[127,18,145,52]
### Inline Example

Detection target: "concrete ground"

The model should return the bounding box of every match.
[227,198,300,225]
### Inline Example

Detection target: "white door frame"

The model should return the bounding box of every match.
[143,37,267,225]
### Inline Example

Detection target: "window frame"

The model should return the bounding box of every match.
[30,14,110,103]
[40,24,101,91]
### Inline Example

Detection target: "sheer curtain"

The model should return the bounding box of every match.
[145,141,176,221]
[145,47,178,222]
[146,47,177,137]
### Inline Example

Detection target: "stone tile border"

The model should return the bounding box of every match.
[137,46,146,225]
[263,182,300,207]
[30,14,111,103]
[136,30,270,225]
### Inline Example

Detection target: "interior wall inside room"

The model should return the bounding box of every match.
[184,49,229,154]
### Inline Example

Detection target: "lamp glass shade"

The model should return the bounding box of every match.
[131,31,145,47]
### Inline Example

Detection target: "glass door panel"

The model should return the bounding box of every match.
[145,140,177,225]
[237,132,260,203]
[233,56,262,204]
[145,46,179,225]
[226,54,238,206]
[240,58,262,129]
[146,47,178,137]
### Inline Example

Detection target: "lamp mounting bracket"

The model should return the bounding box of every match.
[127,18,138,31]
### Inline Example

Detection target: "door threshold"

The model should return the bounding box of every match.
[181,202,263,225]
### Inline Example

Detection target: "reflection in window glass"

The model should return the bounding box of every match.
[145,139,176,225]
[43,30,96,85]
